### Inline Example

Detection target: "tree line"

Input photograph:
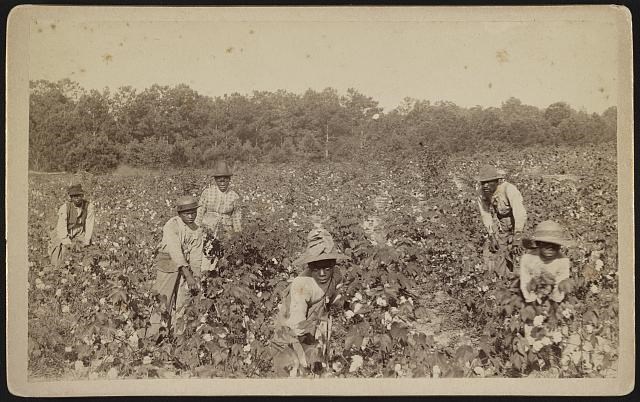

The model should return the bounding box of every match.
[29,79,617,173]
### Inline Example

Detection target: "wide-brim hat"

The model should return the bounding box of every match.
[67,184,84,196]
[476,165,504,182]
[176,195,200,212]
[212,160,233,177]
[525,220,575,248]
[294,228,349,265]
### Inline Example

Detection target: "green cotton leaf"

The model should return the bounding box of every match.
[390,322,408,342]
[455,345,475,364]
[414,306,429,319]
[520,305,536,322]
[109,289,128,304]
[516,338,527,356]
[378,334,393,353]
[583,310,599,325]
[510,352,523,371]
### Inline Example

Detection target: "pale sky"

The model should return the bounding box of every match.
[28,7,621,113]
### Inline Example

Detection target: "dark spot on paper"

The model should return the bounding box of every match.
[50,24,56,30]
[37,28,43,33]
[464,65,468,70]
[102,54,113,63]
[119,42,124,47]
[598,87,605,93]
[550,61,555,66]
[306,54,311,59]
[126,22,130,27]
[80,68,86,73]
[249,29,254,34]
[240,48,244,53]
[496,49,509,63]
[226,47,234,53]
[488,83,492,89]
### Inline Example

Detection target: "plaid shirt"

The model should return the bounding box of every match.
[195,185,242,233]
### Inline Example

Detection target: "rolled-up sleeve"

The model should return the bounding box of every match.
[83,203,95,245]
[505,184,527,232]
[287,279,311,336]
[163,220,189,267]
[519,255,537,303]
[55,204,71,243]
[188,230,203,275]
[195,188,208,227]
[232,196,242,232]
[550,259,571,302]
[477,196,495,234]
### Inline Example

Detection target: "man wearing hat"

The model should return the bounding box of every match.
[148,195,203,337]
[271,228,348,377]
[476,165,527,276]
[520,220,574,304]
[48,184,95,268]
[196,160,242,272]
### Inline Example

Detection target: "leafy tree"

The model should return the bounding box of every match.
[544,102,572,127]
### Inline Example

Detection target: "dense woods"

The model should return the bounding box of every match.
[29,79,617,173]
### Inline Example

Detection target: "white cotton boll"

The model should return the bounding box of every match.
[349,355,364,372]
[532,340,544,352]
[533,315,545,327]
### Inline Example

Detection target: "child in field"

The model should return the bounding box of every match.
[271,228,348,377]
[196,160,242,272]
[148,195,203,337]
[48,184,95,268]
[520,220,574,304]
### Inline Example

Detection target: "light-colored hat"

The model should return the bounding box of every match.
[294,228,349,265]
[212,160,233,177]
[67,184,84,196]
[528,220,575,247]
[476,165,504,182]
[176,195,199,212]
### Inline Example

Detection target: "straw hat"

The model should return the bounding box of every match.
[476,165,504,182]
[67,184,85,196]
[212,160,233,177]
[294,228,349,265]
[526,220,575,248]
[176,195,199,212]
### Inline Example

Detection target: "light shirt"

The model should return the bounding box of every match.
[286,276,327,336]
[477,181,527,234]
[55,202,95,245]
[520,249,570,303]
[157,216,203,271]
[195,185,242,233]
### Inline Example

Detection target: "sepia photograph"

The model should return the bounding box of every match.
[5,5,634,396]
